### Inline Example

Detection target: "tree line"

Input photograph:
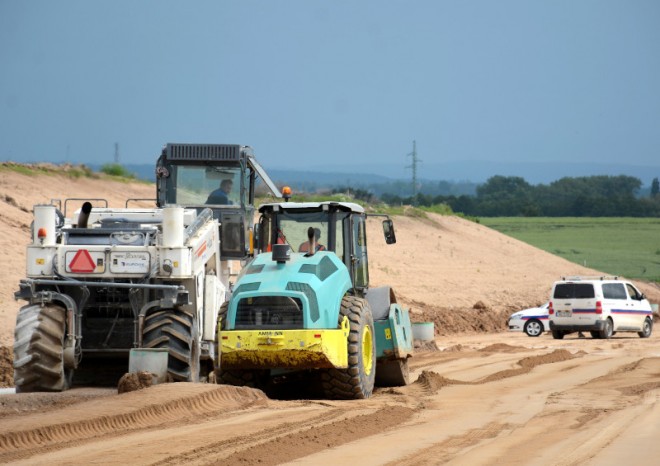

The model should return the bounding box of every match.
[380,175,660,217]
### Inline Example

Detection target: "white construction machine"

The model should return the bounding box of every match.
[13,143,280,392]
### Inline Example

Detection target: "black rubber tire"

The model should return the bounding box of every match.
[551,328,564,340]
[598,318,613,339]
[523,319,544,337]
[13,304,72,392]
[375,358,410,387]
[212,301,229,383]
[321,296,376,399]
[638,318,653,338]
[143,308,199,382]
[589,331,599,339]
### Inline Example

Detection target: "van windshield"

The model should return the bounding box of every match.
[553,283,595,299]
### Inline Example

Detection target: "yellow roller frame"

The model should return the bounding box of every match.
[220,316,350,370]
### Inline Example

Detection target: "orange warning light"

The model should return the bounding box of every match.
[282,186,292,202]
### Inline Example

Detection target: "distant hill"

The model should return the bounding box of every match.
[302,160,660,186]
[89,160,659,197]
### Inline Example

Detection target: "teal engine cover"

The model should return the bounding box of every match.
[226,251,352,330]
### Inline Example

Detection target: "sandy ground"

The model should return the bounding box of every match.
[0,167,659,464]
[1,333,659,465]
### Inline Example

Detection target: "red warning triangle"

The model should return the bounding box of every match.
[69,249,96,273]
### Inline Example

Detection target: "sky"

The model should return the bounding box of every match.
[1,1,659,183]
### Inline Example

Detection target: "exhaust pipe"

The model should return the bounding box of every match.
[77,202,93,228]
[306,227,316,254]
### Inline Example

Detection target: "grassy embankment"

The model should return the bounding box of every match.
[481,217,660,282]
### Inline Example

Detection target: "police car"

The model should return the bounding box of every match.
[508,303,549,337]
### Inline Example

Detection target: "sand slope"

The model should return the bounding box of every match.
[1,167,659,465]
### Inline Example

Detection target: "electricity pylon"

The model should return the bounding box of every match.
[406,140,421,205]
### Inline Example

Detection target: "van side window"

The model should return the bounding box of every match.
[553,283,595,299]
[602,283,626,300]
[625,284,642,300]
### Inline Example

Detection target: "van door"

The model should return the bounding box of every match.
[624,283,651,330]
[601,282,629,330]
[552,283,597,325]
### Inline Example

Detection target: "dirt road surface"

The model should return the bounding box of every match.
[1,332,659,465]
[0,166,659,465]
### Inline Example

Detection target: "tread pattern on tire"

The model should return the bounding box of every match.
[13,304,70,393]
[321,295,376,400]
[143,308,198,382]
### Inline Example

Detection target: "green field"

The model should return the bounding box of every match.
[480,217,660,282]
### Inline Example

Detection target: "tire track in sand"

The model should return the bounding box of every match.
[0,384,267,462]
[156,405,416,466]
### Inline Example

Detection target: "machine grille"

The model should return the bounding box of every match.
[234,296,303,329]
[286,282,319,322]
[166,144,241,161]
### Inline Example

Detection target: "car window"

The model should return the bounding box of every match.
[602,283,627,300]
[553,283,595,299]
[625,283,642,300]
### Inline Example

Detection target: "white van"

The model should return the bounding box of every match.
[548,276,653,339]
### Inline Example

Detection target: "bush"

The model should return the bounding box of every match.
[100,163,135,179]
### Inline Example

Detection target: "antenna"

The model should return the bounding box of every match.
[114,143,119,164]
[406,140,421,205]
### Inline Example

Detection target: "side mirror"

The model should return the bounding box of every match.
[382,219,396,244]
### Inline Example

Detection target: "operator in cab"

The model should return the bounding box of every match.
[299,227,326,253]
[206,179,233,205]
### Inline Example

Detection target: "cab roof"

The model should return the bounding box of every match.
[258,201,365,214]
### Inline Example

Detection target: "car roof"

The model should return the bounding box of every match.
[554,276,628,285]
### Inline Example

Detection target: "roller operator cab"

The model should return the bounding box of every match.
[216,201,414,400]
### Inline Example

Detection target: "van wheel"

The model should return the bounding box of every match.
[598,318,613,339]
[523,319,543,337]
[589,331,599,339]
[638,318,653,338]
[551,329,564,340]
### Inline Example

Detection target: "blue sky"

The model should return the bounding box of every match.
[1,1,659,182]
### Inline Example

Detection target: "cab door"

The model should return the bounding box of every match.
[350,214,369,292]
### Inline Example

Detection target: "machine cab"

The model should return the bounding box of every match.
[156,143,280,260]
[257,201,395,296]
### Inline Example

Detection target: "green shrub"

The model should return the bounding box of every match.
[100,164,135,179]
